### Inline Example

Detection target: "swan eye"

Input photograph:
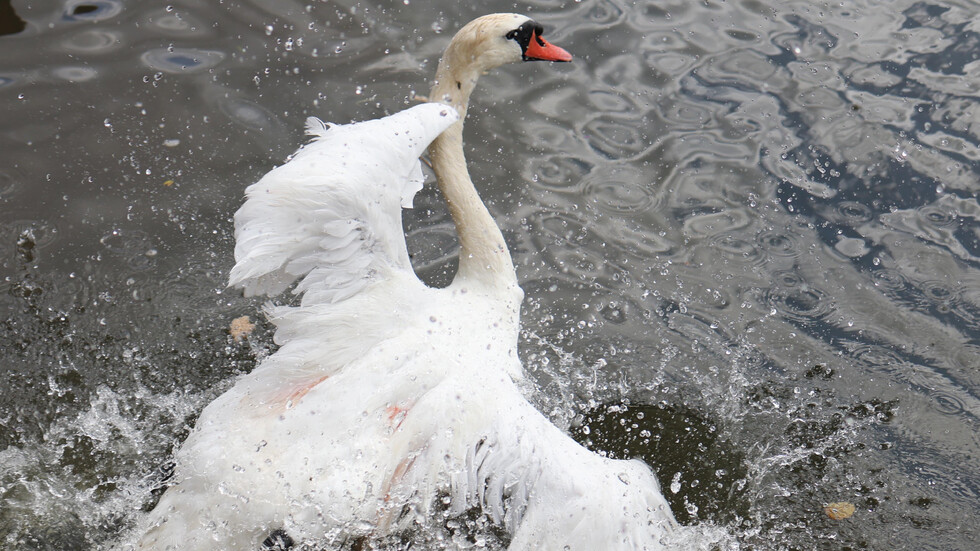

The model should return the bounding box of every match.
[505,21,545,50]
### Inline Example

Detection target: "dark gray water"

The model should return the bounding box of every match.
[1,0,978,549]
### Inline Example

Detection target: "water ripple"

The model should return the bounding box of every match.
[2,0,979,547]
[909,456,980,503]
[99,229,158,272]
[683,208,752,238]
[139,264,227,314]
[217,96,286,135]
[699,49,785,89]
[405,223,457,272]
[0,168,23,201]
[525,155,591,192]
[932,392,966,416]
[580,114,649,160]
[709,234,766,267]
[920,280,955,306]
[756,229,803,259]
[527,211,629,288]
[569,0,626,28]
[659,99,713,129]
[140,48,226,74]
[902,277,980,327]
[60,29,122,54]
[63,0,123,22]
[951,345,980,372]
[832,201,875,225]
[582,167,658,215]
[850,343,906,370]
[645,50,697,82]
[51,66,98,82]
[764,284,834,324]
[547,246,626,287]
[870,268,910,293]
[1,219,59,262]
[587,90,638,113]
[144,8,207,36]
[41,272,96,314]
[605,222,675,258]
[594,53,645,90]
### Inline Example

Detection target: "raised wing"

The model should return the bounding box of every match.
[228,103,459,304]
[381,374,681,549]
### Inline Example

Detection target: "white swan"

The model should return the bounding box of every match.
[131,14,682,551]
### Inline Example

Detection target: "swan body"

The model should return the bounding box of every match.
[130,14,685,551]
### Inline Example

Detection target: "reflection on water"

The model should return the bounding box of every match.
[1,0,979,549]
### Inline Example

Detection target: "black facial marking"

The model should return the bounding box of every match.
[506,20,546,61]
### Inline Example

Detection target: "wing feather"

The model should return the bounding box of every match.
[464,394,680,549]
[228,103,459,304]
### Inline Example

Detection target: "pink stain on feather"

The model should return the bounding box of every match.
[270,374,330,411]
[384,399,417,430]
[385,404,410,429]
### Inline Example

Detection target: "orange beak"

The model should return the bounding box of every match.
[524,31,572,62]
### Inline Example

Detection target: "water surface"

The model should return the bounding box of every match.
[1,0,978,549]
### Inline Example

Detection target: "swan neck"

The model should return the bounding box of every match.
[428,58,516,288]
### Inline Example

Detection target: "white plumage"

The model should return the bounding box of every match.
[128,13,702,551]
[228,104,457,304]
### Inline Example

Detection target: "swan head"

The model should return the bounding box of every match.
[448,13,572,69]
[432,14,570,106]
